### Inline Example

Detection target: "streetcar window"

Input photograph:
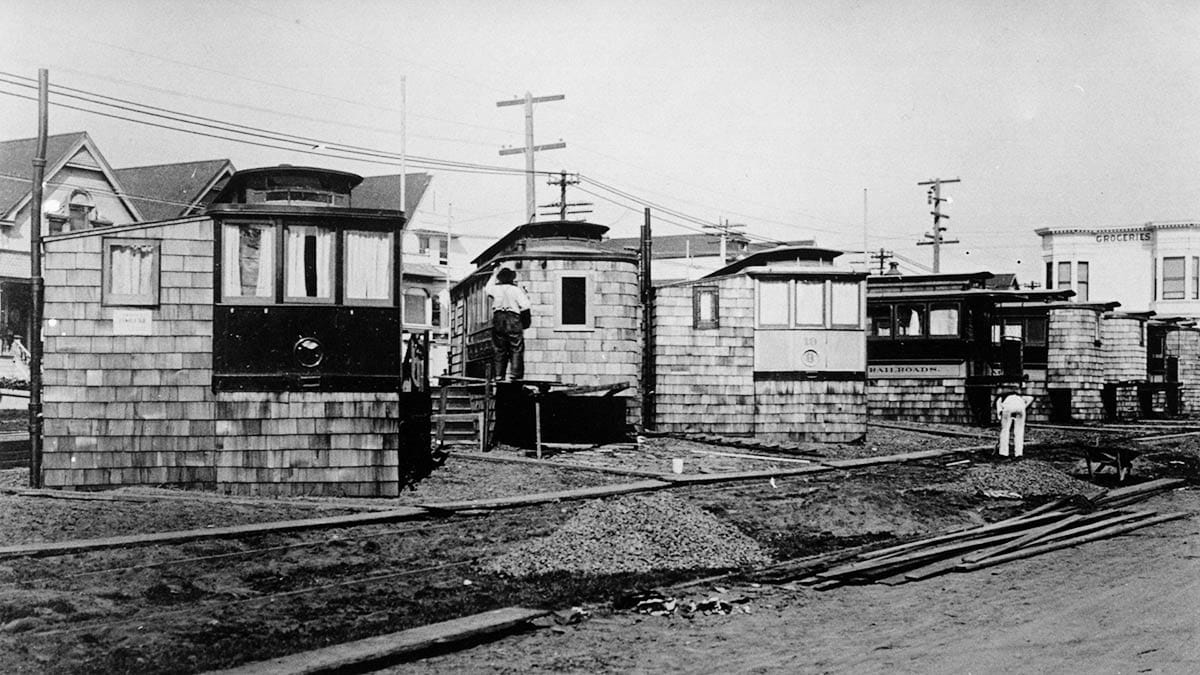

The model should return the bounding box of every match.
[283,225,334,302]
[830,281,860,327]
[928,303,959,336]
[868,304,892,337]
[795,280,825,326]
[344,229,393,304]
[758,280,789,326]
[221,223,275,301]
[896,303,925,336]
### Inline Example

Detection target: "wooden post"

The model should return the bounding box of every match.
[534,393,543,460]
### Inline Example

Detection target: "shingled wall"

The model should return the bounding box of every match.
[654,276,756,436]
[867,378,974,425]
[1100,315,1147,419]
[1167,328,1200,416]
[1047,306,1105,421]
[42,218,414,497]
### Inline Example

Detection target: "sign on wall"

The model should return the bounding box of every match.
[868,363,965,379]
[112,309,153,336]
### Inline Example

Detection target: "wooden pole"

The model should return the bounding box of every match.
[640,207,655,432]
[28,69,47,489]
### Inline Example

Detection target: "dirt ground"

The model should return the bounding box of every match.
[0,422,1195,673]
[401,487,1200,675]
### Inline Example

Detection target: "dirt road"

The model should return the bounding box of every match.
[403,488,1200,674]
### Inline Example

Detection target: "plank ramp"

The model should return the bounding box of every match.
[0,506,428,559]
[208,606,549,675]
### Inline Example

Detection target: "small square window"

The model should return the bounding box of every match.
[795,280,825,326]
[344,229,393,305]
[693,286,719,329]
[103,238,160,307]
[221,222,275,302]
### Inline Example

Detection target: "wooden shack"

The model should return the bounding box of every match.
[652,247,867,442]
[447,221,642,423]
[40,166,432,496]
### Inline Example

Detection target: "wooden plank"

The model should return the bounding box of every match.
[1132,430,1200,443]
[868,421,991,439]
[856,509,1075,562]
[959,514,1088,565]
[454,451,667,479]
[956,512,1191,572]
[0,506,430,560]
[689,448,816,465]
[419,479,672,512]
[211,606,550,675]
[1092,478,1186,505]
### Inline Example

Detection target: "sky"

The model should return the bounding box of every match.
[1,0,1197,277]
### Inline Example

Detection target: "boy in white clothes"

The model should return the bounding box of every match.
[996,389,1034,459]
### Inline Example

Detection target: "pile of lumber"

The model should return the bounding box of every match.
[785,478,1190,589]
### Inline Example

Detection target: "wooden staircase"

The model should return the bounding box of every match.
[432,380,492,450]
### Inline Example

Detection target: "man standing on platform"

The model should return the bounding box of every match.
[485,264,531,382]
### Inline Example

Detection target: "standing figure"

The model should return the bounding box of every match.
[996,389,1034,459]
[485,264,532,381]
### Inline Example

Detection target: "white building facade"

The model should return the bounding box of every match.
[1036,221,1200,318]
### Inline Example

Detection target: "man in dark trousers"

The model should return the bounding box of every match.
[485,264,532,381]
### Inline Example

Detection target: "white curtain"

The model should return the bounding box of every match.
[110,244,154,296]
[345,230,391,300]
[285,226,332,299]
[222,224,274,298]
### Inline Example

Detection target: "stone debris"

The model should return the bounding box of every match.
[613,588,752,617]
[482,493,772,577]
[966,460,1096,498]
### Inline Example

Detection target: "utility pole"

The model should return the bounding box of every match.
[702,220,747,264]
[640,208,655,432]
[915,177,960,273]
[870,248,895,276]
[539,171,592,221]
[29,69,47,489]
[497,92,565,223]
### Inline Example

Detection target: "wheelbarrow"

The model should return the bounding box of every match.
[1082,446,1140,483]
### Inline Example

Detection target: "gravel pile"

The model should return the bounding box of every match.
[966,460,1095,497]
[483,492,772,577]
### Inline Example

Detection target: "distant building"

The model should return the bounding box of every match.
[1036,221,1200,318]
[602,233,813,284]
[0,132,142,343]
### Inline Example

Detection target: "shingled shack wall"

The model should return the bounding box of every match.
[1101,314,1147,419]
[41,218,409,497]
[1168,328,1200,415]
[1047,306,1105,421]
[653,275,756,436]
[867,378,973,425]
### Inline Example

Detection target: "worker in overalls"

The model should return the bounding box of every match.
[485,264,532,382]
[996,388,1034,459]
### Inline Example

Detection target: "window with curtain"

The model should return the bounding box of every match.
[103,239,160,306]
[757,280,789,326]
[928,303,959,336]
[830,281,860,326]
[868,304,892,337]
[344,229,392,303]
[404,288,429,325]
[284,225,334,302]
[794,280,824,326]
[222,223,275,301]
[896,303,925,337]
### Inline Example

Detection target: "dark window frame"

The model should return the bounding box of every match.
[693,285,720,330]
[1162,256,1186,300]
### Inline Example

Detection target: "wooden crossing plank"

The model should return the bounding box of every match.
[210,606,550,675]
[0,506,429,559]
[455,451,667,479]
[419,480,672,512]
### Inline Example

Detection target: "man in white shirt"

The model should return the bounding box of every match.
[485,264,532,381]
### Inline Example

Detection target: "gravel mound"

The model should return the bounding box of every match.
[483,493,772,577]
[967,460,1095,497]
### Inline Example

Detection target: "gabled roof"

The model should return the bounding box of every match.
[115,159,235,222]
[351,173,432,218]
[0,132,87,217]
